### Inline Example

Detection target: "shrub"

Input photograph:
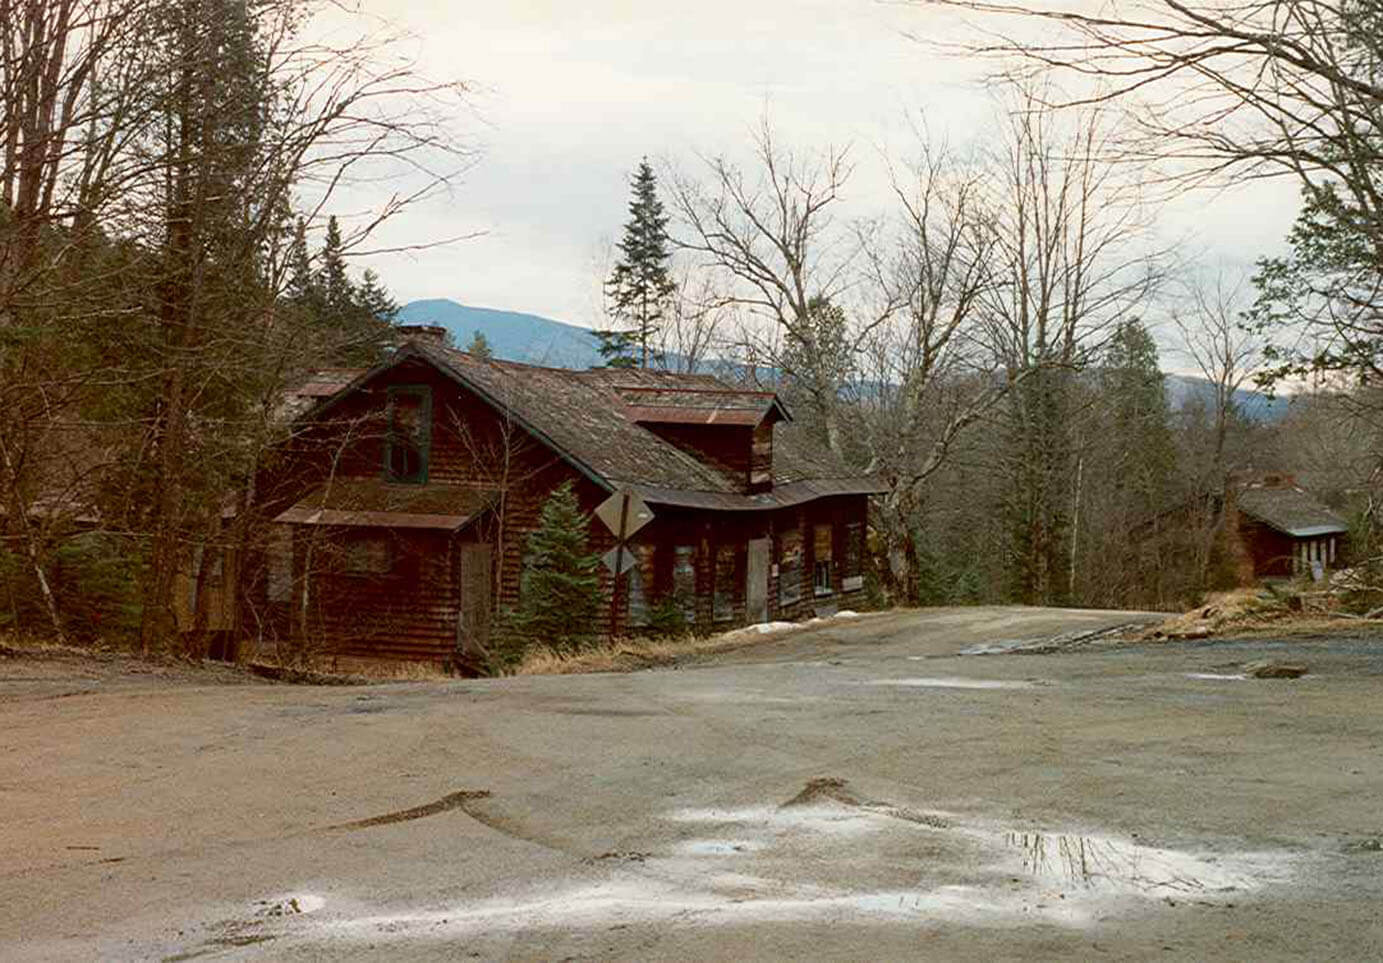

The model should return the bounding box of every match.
[511,482,604,652]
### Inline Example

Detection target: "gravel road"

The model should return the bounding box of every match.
[3,606,1381,961]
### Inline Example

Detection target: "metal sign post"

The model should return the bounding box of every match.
[596,488,654,640]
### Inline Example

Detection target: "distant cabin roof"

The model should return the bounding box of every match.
[1237,485,1348,538]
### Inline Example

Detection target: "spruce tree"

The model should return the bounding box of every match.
[317,215,354,319]
[604,159,676,368]
[466,330,493,360]
[514,481,603,650]
[592,329,637,368]
[356,269,397,323]
[286,218,316,305]
[1101,319,1176,515]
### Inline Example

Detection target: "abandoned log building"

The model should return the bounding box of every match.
[250,332,885,668]
[1227,476,1349,581]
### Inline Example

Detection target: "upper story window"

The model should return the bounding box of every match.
[384,385,431,483]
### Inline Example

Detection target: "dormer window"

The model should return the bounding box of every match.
[384,385,431,483]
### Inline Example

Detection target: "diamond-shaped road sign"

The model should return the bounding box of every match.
[601,546,637,576]
[594,489,654,542]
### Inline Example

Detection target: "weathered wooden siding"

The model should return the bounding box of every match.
[248,357,874,663]
[750,423,773,492]
[303,528,458,664]
[643,423,754,492]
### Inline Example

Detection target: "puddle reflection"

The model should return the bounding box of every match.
[1004,832,1226,894]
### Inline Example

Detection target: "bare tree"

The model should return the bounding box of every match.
[651,267,729,374]
[977,89,1163,604]
[1172,268,1263,481]
[853,137,1009,596]
[913,0,1383,382]
[669,119,893,456]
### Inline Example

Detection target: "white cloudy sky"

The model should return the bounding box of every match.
[326,0,1302,333]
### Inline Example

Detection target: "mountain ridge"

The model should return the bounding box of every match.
[397,297,1288,421]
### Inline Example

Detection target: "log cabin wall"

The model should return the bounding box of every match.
[303,527,459,665]
[251,359,610,662]
[613,494,869,634]
[248,352,878,663]
[1238,519,1299,579]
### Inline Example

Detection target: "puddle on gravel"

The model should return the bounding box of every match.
[867,677,1036,690]
[677,839,763,856]
[272,780,1300,948]
[1001,831,1257,895]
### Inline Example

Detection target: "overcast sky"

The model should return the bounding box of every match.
[336,1,1302,336]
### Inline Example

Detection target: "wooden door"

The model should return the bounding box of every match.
[457,543,492,657]
[746,537,770,623]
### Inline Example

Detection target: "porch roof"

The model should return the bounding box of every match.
[273,479,495,532]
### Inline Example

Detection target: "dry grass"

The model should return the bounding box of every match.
[320,657,454,681]
[1143,585,1379,641]
[512,622,820,676]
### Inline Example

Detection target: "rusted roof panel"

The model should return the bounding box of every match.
[632,477,887,511]
[274,479,495,531]
[303,341,880,505]
[420,346,740,493]
[622,405,765,426]
[275,507,473,530]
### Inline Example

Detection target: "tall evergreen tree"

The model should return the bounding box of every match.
[603,159,676,368]
[286,218,316,304]
[317,215,353,318]
[356,269,397,323]
[1101,319,1176,516]
[514,482,603,651]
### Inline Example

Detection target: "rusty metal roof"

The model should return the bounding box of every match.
[421,347,743,493]
[632,477,888,511]
[274,479,495,531]
[302,341,884,509]
[1238,485,1348,538]
[613,385,789,427]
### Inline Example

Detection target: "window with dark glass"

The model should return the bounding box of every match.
[713,544,736,621]
[626,543,654,627]
[673,545,697,623]
[385,385,431,483]
[779,528,803,606]
[343,536,392,575]
[813,523,834,597]
[842,522,865,591]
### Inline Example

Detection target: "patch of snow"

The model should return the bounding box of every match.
[1186,673,1247,681]
[750,621,798,635]
[985,827,1290,898]
[959,639,1043,656]
[295,807,1302,949]
[667,804,883,838]
[834,610,860,618]
[677,839,763,856]
[867,677,1035,690]
[257,893,325,917]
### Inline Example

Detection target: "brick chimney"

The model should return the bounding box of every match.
[395,324,449,347]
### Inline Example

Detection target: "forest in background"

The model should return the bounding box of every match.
[2,0,1381,654]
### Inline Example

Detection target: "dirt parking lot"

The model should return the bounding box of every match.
[3,606,1381,961]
